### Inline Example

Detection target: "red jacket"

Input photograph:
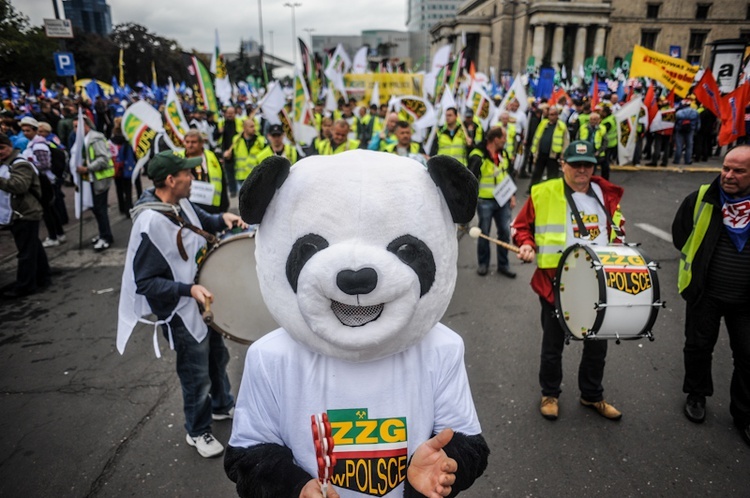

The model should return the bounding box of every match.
[512,176,625,304]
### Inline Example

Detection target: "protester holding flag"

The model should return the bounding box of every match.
[77,117,115,251]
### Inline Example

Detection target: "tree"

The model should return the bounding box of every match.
[110,23,188,85]
[0,0,58,85]
[66,32,117,82]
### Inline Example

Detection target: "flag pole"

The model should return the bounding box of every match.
[78,175,84,250]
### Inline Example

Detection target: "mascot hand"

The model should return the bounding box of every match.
[407,428,457,498]
[299,479,340,498]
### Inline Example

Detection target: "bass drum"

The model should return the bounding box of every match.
[196,229,278,344]
[554,244,662,342]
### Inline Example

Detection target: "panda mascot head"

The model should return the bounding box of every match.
[239,150,477,362]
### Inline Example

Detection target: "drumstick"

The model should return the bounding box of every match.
[202,297,214,325]
[468,226,521,253]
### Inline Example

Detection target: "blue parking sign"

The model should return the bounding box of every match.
[54,52,76,77]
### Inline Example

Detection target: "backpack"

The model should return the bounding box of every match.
[12,157,54,207]
[49,145,68,179]
[678,118,692,134]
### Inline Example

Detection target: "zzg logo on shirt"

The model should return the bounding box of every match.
[572,212,601,240]
[328,408,408,496]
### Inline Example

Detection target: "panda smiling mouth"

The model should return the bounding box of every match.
[330,300,384,327]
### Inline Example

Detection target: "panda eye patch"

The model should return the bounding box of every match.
[286,233,329,292]
[387,235,436,297]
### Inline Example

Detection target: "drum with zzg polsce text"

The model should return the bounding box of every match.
[554,243,664,343]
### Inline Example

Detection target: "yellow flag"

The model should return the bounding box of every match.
[119,49,125,87]
[629,45,699,98]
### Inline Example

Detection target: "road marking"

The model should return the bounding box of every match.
[635,223,672,243]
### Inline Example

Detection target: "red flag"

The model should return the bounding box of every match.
[644,81,658,124]
[666,88,675,108]
[625,84,634,103]
[591,75,599,109]
[469,61,476,81]
[550,87,571,106]
[693,68,722,118]
[718,82,749,146]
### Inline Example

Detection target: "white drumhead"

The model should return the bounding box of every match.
[197,235,278,344]
[557,246,600,339]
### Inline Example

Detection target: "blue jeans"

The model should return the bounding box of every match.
[166,320,234,437]
[477,198,512,270]
[92,188,113,243]
[673,131,694,165]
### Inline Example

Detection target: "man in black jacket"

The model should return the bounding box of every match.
[672,145,750,446]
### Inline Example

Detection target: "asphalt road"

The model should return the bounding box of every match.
[1,167,749,498]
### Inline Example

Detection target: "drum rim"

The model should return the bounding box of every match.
[554,243,608,341]
[195,232,257,345]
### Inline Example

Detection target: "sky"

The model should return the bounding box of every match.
[14,0,409,66]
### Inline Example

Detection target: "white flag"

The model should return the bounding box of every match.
[431,45,452,74]
[370,82,380,107]
[352,46,368,74]
[492,73,528,124]
[466,81,496,130]
[259,82,286,125]
[614,96,642,165]
[68,109,93,219]
[325,44,352,97]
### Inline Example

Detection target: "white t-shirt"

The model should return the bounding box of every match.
[229,324,482,497]
[566,183,609,246]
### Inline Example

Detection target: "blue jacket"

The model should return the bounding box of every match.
[675,106,700,134]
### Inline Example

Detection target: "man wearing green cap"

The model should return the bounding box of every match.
[117,150,247,459]
[512,140,627,422]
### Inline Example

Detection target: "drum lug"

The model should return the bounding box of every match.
[648,261,661,270]
[652,301,666,308]
[646,330,655,342]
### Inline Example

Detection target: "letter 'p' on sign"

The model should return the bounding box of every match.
[54,52,76,77]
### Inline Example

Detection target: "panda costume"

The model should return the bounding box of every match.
[226,150,489,497]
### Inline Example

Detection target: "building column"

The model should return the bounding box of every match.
[572,25,588,72]
[551,24,565,68]
[593,25,607,58]
[531,24,545,66]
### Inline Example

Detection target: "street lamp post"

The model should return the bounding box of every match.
[284,2,302,69]
[303,28,315,50]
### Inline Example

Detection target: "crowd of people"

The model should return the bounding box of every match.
[2,79,749,464]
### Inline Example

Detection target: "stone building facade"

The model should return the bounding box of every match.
[430,0,750,75]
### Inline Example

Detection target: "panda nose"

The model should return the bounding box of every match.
[336,268,378,295]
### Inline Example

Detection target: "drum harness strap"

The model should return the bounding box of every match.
[563,183,623,240]
[161,211,220,261]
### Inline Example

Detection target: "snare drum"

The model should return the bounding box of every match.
[195,228,278,344]
[554,244,662,341]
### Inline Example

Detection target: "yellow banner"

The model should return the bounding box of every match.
[344,74,424,105]
[629,45,699,98]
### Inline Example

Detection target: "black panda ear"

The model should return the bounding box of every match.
[426,155,478,224]
[239,156,291,224]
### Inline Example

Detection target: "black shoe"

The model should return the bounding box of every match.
[497,268,517,279]
[645,163,657,167]
[477,265,488,276]
[518,171,530,179]
[684,394,706,423]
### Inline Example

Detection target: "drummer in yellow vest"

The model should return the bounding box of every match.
[513,140,626,423]
[182,129,228,214]
[429,107,472,165]
[260,124,298,164]
[316,120,360,155]
[224,119,267,191]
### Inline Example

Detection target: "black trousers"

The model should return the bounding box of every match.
[530,155,560,188]
[539,297,608,401]
[651,134,671,165]
[683,295,750,426]
[9,219,50,293]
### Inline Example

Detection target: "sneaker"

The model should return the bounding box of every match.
[684,394,706,424]
[580,399,622,420]
[93,238,110,252]
[57,234,66,243]
[42,237,61,248]
[540,396,559,420]
[212,407,234,421]
[91,235,100,245]
[185,432,224,458]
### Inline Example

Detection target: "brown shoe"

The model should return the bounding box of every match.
[540,396,559,420]
[580,399,622,420]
